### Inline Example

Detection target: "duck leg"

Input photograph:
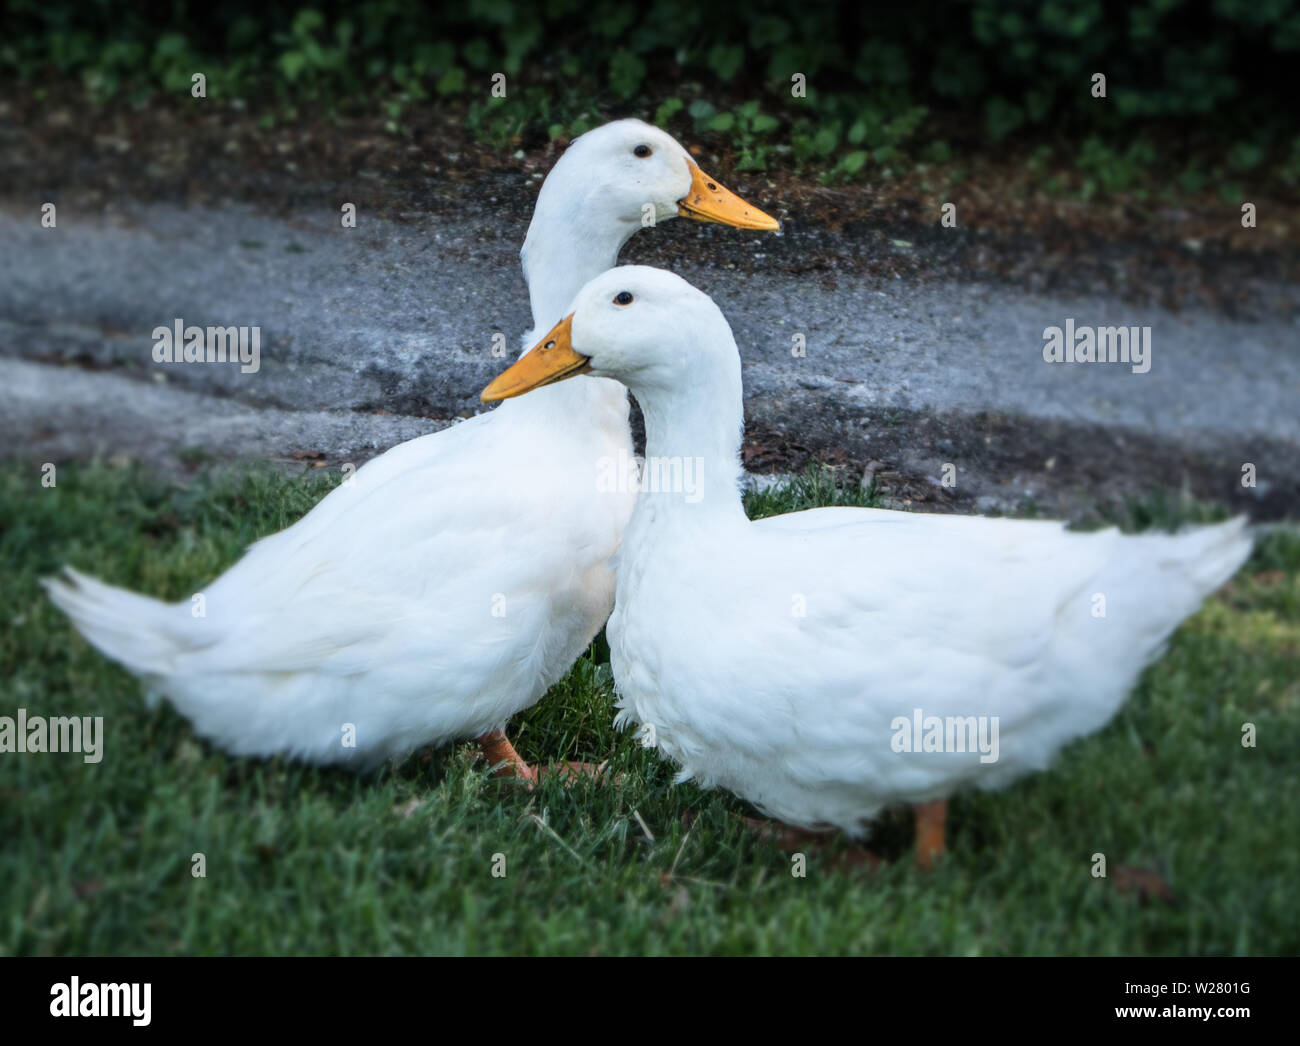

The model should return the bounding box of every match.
[537,760,610,783]
[913,800,947,869]
[475,731,608,786]
[475,730,538,783]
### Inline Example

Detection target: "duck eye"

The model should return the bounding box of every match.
[633,144,651,158]
[614,292,634,306]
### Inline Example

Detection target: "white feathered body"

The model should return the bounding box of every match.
[610,503,1250,833]
[48,376,633,768]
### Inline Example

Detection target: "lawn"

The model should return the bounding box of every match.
[2,462,1297,956]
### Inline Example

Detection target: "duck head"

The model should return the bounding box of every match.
[530,118,781,235]
[483,266,733,403]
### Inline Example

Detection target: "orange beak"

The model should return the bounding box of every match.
[677,163,780,230]
[481,314,590,402]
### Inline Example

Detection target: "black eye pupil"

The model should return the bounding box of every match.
[633,145,651,157]
[615,292,634,305]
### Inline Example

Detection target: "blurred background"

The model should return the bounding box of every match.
[1,0,1297,517]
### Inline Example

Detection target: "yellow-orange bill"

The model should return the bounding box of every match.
[678,164,780,230]
[481,314,590,402]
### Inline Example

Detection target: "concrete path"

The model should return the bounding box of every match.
[2,197,1296,518]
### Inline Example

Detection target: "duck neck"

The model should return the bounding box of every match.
[630,352,748,527]
[522,215,633,336]
[506,197,637,420]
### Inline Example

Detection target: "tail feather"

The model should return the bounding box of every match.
[42,567,183,677]
[1162,516,1253,601]
[1102,516,1254,673]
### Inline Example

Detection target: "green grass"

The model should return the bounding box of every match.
[2,462,1297,955]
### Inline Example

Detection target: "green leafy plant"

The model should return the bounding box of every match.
[2,0,1295,193]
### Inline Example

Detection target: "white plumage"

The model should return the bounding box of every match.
[44,121,777,770]
[490,266,1253,840]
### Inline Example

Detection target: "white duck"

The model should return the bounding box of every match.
[482,266,1253,859]
[44,121,779,777]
